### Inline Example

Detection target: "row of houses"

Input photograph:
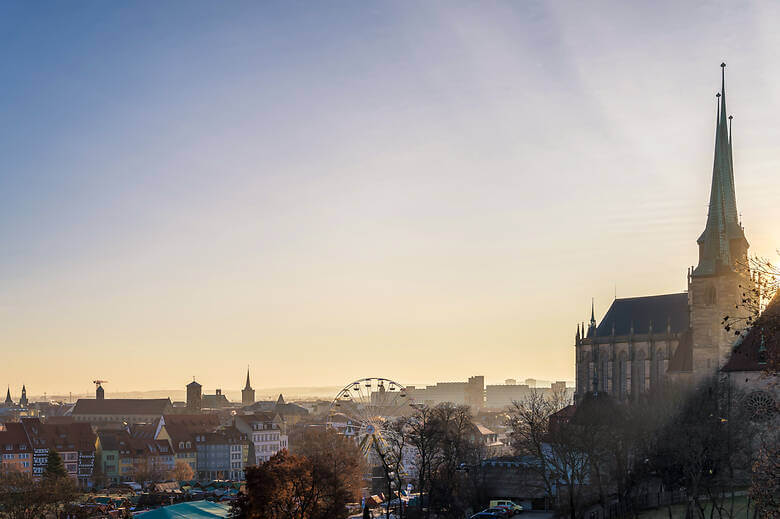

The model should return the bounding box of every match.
[0,418,96,486]
[0,411,289,486]
[94,412,288,483]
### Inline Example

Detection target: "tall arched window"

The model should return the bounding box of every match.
[634,350,646,396]
[652,348,665,390]
[587,354,594,392]
[601,356,610,393]
[617,351,627,400]
[578,350,589,394]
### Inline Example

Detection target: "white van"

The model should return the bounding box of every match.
[489,500,523,515]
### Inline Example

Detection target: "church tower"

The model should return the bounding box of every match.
[689,63,751,379]
[20,385,28,407]
[242,368,255,406]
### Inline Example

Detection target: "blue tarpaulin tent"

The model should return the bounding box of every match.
[136,501,230,519]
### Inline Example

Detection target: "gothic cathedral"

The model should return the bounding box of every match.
[574,64,754,403]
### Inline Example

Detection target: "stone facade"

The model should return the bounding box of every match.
[575,296,684,402]
[688,269,750,381]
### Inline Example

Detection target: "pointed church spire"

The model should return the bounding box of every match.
[587,299,597,337]
[695,63,747,276]
[4,387,12,405]
[590,298,596,325]
[244,367,252,391]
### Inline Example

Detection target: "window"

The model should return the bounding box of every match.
[633,350,646,396]
[616,351,628,400]
[651,348,665,389]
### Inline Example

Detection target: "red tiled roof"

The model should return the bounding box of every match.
[72,398,172,416]
[0,422,31,452]
[21,418,96,452]
[236,412,278,424]
[163,414,220,428]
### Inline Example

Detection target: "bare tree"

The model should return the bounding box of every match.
[0,470,78,519]
[507,389,600,519]
[405,404,441,518]
[724,254,779,377]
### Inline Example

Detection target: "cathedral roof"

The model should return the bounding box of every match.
[595,293,689,337]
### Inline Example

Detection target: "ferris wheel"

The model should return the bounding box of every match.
[327,377,412,457]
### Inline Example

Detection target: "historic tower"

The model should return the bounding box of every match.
[20,385,28,407]
[688,63,750,379]
[187,379,202,411]
[242,368,255,406]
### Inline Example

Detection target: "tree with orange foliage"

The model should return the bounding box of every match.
[232,428,364,519]
[170,461,195,482]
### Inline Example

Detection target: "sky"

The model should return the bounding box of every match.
[1,0,780,397]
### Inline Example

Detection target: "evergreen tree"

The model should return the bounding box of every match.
[43,450,68,479]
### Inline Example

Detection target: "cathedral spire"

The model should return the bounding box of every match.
[4,387,12,405]
[694,63,747,276]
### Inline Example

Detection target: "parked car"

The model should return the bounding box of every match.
[483,508,511,518]
[470,512,504,519]
[489,500,524,515]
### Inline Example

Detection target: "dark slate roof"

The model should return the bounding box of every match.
[72,398,172,416]
[722,294,779,372]
[595,293,689,337]
[243,399,309,416]
[201,393,231,408]
[97,430,131,451]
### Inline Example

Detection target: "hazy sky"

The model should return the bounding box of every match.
[2,1,779,396]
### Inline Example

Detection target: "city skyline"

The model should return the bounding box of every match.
[3,1,780,394]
